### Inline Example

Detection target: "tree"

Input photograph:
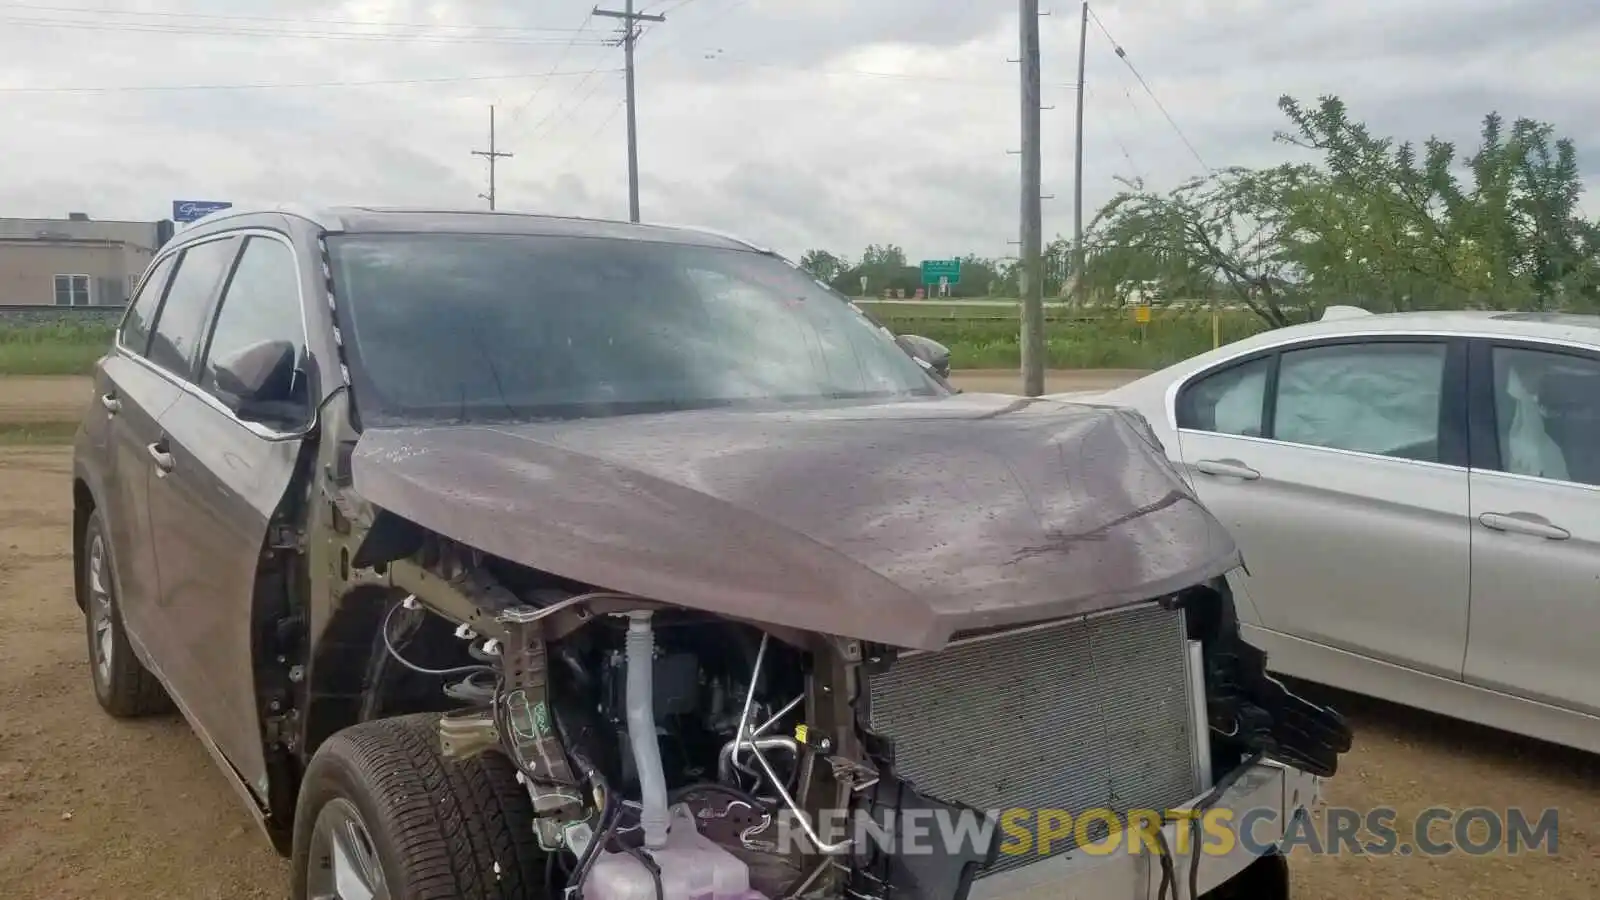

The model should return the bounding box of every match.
[798,249,847,284]
[1085,166,1317,325]
[1084,94,1600,326]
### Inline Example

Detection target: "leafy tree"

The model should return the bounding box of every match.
[1084,94,1600,326]
[798,249,847,284]
[858,244,908,270]
[1085,166,1314,325]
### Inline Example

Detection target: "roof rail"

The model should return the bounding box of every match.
[1320,304,1373,321]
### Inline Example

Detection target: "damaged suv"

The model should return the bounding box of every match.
[72,207,1350,900]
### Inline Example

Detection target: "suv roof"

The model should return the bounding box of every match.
[178,204,770,254]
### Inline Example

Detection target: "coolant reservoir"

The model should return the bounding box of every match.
[584,803,768,900]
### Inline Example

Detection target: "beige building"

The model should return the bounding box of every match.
[0,213,172,307]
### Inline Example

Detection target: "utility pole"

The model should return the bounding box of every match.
[594,0,665,223]
[1072,1,1089,308]
[472,104,513,210]
[1019,0,1045,397]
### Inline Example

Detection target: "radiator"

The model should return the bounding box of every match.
[865,602,1200,876]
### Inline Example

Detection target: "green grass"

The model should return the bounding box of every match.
[0,309,1272,378]
[893,309,1271,370]
[0,323,114,376]
[857,299,1083,321]
[0,421,80,445]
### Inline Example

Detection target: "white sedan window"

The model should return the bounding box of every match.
[1492,347,1600,486]
[1181,356,1270,436]
[1274,342,1447,462]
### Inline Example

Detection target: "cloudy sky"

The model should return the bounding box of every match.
[2,0,1596,261]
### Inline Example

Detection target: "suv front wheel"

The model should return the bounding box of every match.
[291,713,548,900]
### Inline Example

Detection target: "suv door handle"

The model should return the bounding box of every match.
[1478,512,1570,541]
[100,393,121,414]
[147,441,175,475]
[1193,458,1261,481]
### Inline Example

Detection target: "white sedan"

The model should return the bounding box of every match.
[1052,307,1600,753]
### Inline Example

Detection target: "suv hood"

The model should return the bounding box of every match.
[350,393,1239,650]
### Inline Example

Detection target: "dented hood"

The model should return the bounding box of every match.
[350,393,1240,651]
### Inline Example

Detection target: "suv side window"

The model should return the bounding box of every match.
[1489,346,1600,486]
[147,236,241,379]
[1273,341,1448,462]
[1177,356,1270,437]
[198,236,309,427]
[119,254,178,356]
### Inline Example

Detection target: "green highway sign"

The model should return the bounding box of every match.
[920,258,962,285]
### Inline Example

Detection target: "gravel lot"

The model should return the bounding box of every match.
[1,373,1595,899]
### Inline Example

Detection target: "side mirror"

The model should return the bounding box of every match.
[212,339,302,425]
[896,334,951,379]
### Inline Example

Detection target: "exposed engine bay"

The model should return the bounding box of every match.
[362,535,1353,900]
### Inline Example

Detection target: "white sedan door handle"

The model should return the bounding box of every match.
[1478,512,1570,541]
[1194,458,1261,481]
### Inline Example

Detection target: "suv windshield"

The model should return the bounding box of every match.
[326,232,944,424]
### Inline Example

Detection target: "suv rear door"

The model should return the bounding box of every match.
[91,253,182,649]
[146,231,314,803]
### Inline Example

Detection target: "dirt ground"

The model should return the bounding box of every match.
[0,375,95,424]
[1,373,1597,899]
[951,368,1153,395]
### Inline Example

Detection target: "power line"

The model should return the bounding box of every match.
[504,8,599,125]
[0,3,597,33]
[697,52,1081,89]
[644,0,702,15]
[0,68,615,94]
[1084,84,1146,184]
[521,66,618,146]
[552,97,628,172]
[633,0,751,60]
[0,14,614,45]
[1086,7,1209,172]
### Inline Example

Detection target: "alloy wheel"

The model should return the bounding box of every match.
[87,532,115,687]
[306,798,390,900]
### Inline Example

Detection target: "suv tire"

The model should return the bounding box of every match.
[291,713,548,900]
[82,509,172,717]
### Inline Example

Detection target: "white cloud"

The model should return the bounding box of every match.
[1,0,1597,260]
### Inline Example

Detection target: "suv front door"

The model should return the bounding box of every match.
[147,232,314,803]
[1174,337,1472,678]
[1465,339,1600,717]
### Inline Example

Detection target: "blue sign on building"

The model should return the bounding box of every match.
[172,200,233,223]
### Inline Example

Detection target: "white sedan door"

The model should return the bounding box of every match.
[1173,337,1473,679]
[1464,341,1600,716]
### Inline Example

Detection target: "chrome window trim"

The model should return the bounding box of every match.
[111,227,315,442]
[1469,466,1600,494]
[1162,327,1600,432]
[1174,427,1470,474]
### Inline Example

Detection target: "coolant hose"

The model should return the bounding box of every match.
[626,611,670,849]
